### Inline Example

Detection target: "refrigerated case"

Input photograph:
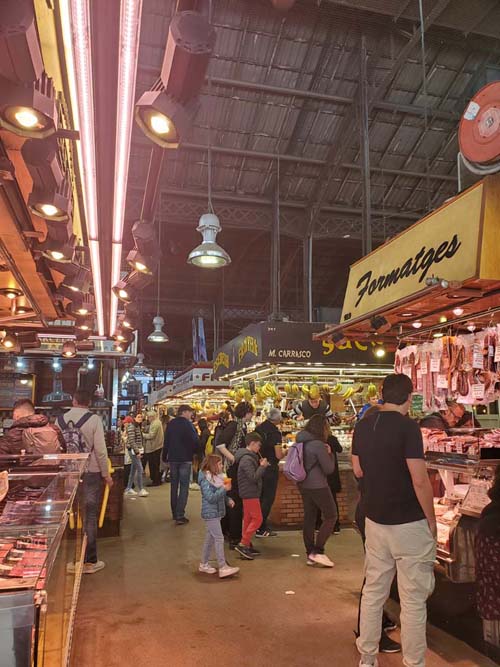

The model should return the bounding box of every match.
[0,454,87,667]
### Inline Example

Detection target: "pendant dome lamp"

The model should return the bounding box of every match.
[187,81,230,269]
[147,222,169,343]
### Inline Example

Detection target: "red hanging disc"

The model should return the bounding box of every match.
[459,81,500,165]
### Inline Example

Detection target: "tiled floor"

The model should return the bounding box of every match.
[71,484,497,667]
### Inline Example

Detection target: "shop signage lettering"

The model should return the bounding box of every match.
[213,352,230,374]
[268,349,312,359]
[354,235,462,308]
[321,340,372,355]
[238,336,259,363]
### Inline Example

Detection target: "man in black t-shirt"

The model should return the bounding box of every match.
[255,408,285,537]
[352,374,436,667]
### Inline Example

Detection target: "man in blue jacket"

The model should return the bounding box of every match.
[162,404,200,525]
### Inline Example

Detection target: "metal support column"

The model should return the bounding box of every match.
[303,234,313,322]
[360,35,372,255]
[270,183,281,319]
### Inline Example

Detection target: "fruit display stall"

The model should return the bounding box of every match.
[213,321,392,527]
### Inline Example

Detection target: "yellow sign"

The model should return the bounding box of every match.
[341,183,485,323]
[213,352,229,374]
[238,336,259,363]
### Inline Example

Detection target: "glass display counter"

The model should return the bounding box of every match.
[0,454,88,667]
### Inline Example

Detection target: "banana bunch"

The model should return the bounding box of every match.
[366,383,378,398]
[331,383,343,394]
[260,382,280,399]
[341,386,355,399]
[309,383,320,399]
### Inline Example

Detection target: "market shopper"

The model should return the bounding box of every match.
[475,465,500,642]
[419,399,478,433]
[234,433,269,560]
[255,408,285,537]
[198,454,240,579]
[216,401,254,547]
[353,374,437,667]
[162,404,200,525]
[65,390,113,574]
[124,415,148,497]
[141,410,163,486]
[0,398,64,455]
[297,414,337,567]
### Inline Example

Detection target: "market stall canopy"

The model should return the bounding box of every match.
[148,364,229,406]
[315,175,500,342]
[213,321,392,380]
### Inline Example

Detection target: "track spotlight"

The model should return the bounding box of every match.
[67,294,96,318]
[127,248,159,274]
[0,0,44,85]
[21,136,63,192]
[187,213,231,268]
[1,332,17,349]
[28,179,72,222]
[330,331,347,346]
[0,287,22,300]
[130,220,158,255]
[120,306,139,330]
[135,84,199,149]
[40,236,75,263]
[370,315,391,334]
[112,271,152,302]
[62,340,76,358]
[0,72,57,138]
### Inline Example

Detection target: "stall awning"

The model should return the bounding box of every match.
[315,175,500,341]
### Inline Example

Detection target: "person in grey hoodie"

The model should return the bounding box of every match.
[234,432,269,560]
[297,414,337,568]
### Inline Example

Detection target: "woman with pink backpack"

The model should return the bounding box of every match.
[291,414,337,567]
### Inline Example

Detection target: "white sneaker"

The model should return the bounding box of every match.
[359,659,378,667]
[199,563,217,574]
[309,553,334,568]
[189,483,200,490]
[306,557,315,566]
[83,561,105,574]
[219,564,240,578]
[138,489,149,497]
[124,488,137,496]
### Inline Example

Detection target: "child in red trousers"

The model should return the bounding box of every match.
[234,432,269,560]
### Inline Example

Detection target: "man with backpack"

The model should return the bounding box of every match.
[62,390,112,574]
[255,408,285,538]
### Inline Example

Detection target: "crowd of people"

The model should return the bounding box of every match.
[1,377,499,667]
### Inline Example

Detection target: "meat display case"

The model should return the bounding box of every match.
[426,452,498,583]
[0,454,88,667]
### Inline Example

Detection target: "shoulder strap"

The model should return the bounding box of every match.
[75,412,93,429]
[57,415,67,430]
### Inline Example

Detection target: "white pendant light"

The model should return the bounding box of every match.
[187,212,231,268]
[147,221,169,343]
[187,80,230,269]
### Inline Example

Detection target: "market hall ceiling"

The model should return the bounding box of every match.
[2,0,500,361]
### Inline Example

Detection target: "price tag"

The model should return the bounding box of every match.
[471,383,485,400]
[437,375,448,389]
[451,375,458,392]
[402,365,412,378]
[488,345,494,357]
[420,359,428,375]
[473,346,484,369]
[495,346,500,363]
[430,358,441,373]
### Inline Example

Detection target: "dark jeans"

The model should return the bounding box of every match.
[316,491,341,532]
[259,464,280,532]
[226,489,243,544]
[82,472,103,564]
[300,486,337,555]
[170,462,191,520]
[143,449,162,485]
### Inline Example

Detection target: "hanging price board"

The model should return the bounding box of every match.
[471,383,485,400]
[430,358,441,373]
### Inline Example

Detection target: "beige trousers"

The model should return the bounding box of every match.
[356,518,436,667]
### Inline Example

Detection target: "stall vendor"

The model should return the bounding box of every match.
[420,400,479,434]
[291,397,341,426]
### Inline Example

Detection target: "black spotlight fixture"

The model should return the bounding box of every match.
[0,72,57,139]
[112,271,153,302]
[38,235,75,263]
[22,136,63,193]
[61,263,91,293]
[370,315,391,334]
[67,293,96,318]
[0,0,44,85]
[1,331,17,350]
[62,340,77,358]
[120,304,140,330]
[126,247,159,274]
[330,331,348,346]
[28,178,72,222]
[0,287,23,300]
[135,10,215,148]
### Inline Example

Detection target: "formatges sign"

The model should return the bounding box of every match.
[212,322,391,378]
[341,176,500,323]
